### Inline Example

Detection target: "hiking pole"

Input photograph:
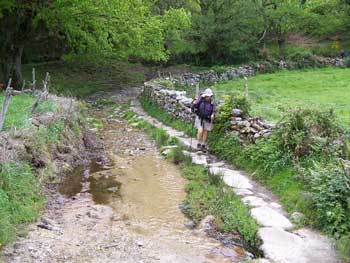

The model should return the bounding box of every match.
[190,116,195,152]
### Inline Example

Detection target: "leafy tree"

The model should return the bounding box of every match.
[189,0,264,64]
[0,0,190,87]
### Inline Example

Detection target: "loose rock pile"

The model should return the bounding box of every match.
[230,109,274,142]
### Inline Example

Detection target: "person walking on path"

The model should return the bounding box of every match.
[191,88,216,153]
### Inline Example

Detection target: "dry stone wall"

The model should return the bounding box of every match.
[143,82,194,124]
[170,58,345,86]
[142,82,273,142]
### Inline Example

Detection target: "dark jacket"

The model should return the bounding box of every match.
[191,97,216,121]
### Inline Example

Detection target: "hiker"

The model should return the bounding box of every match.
[191,88,216,152]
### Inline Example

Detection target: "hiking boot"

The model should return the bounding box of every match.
[201,144,207,153]
[197,143,202,150]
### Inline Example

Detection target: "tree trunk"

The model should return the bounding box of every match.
[2,57,13,86]
[278,37,286,59]
[13,46,23,89]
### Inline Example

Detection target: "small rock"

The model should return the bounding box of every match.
[291,212,304,223]
[136,241,144,247]
[86,211,100,219]
[184,220,196,229]
[198,215,215,232]
[232,109,242,117]
[107,186,119,193]
[37,223,60,231]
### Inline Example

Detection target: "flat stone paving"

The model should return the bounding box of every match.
[132,102,341,263]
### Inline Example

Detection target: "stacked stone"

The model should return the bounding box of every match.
[178,65,258,86]
[172,58,345,87]
[143,83,194,124]
[230,109,274,142]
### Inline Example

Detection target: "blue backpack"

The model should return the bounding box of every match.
[191,97,214,121]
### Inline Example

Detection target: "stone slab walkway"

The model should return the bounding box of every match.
[131,101,341,263]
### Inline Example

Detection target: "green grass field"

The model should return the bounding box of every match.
[0,93,56,131]
[213,68,350,125]
[0,94,35,130]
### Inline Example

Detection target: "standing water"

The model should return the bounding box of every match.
[58,107,250,262]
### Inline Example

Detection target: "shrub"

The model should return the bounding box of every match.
[285,46,313,62]
[214,94,250,133]
[336,235,350,262]
[274,107,341,160]
[308,162,350,237]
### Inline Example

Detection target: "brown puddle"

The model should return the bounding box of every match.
[59,160,121,205]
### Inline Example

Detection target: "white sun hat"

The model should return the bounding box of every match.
[201,88,214,97]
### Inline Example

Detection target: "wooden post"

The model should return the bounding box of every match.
[21,80,26,91]
[31,73,50,114]
[244,77,249,98]
[32,68,36,95]
[196,83,199,98]
[0,79,12,131]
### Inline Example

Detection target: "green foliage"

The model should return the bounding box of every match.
[0,162,44,245]
[214,94,250,133]
[166,146,186,165]
[308,162,350,237]
[181,162,258,247]
[336,235,350,262]
[188,0,263,64]
[209,99,350,258]
[274,107,341,160]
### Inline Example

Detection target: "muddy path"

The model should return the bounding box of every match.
[1,88,249,263]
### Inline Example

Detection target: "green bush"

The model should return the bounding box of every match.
[273,107,341,160]
[336,235,350,262]
[312,45,340,58]
[308,162,350,236]
[285,46,313,62]
[214,94,250,133]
